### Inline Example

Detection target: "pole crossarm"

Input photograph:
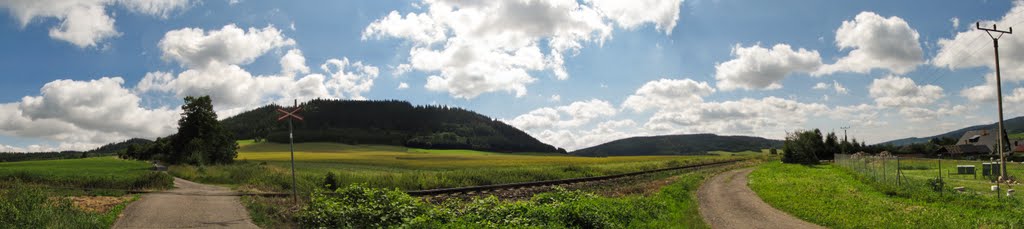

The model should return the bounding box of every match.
[276,107,304,121]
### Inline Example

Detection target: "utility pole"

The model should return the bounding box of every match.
[978,22,1012,183]
[841,126,851,154]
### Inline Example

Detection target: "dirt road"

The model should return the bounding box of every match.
[113,178,259,229]
[697,168,822,229]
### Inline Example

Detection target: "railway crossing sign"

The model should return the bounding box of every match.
[276,100,302,204]
[276,106,303,121]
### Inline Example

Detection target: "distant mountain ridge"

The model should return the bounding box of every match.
[571,134,782,156]
[878,116,1024,146]
[220,99,558,153]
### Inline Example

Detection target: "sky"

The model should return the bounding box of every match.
[0,0,1022,152]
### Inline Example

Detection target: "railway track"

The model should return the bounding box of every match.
[406,159,743,197]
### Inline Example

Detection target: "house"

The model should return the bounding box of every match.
[935,129,1011,157]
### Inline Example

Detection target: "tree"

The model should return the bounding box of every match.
[769,148,778,155]
[823,132,838,160]
[169,96,238,165]
[782,129,823,164]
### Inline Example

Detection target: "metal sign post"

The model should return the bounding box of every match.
[276,99,304,204]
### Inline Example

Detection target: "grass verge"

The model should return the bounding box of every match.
[749,161,1024,228]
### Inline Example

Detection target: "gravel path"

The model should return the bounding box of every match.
[698,168,822,229]
[113,178,259,229]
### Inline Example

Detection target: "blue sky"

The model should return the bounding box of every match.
[0,0,1019,151]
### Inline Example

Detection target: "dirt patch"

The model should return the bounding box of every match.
[66,196,132,213]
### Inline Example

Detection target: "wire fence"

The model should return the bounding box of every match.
[834,153,1017,200]
[834,153,910,187]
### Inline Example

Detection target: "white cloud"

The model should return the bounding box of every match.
[280,49,310,76]
[833,80,849,94]
[714,43,822,91]
[363,0,680,99]
[549,94,561,102]
[812,82,829,90]
[139,24,379,116]
[159,24,296,68]
[117,0,190,18]
[0,0,190,48]
[899,105,968,122]
[642,96,829,138]
[950,17,959,31]
[587,0,682,34]
[622,78,714,112]
[508,99,616,131]
[397,82,410,90]
[0,77,179,151]
[814,12,923,75]
[391,64,412,77]
[934,2,1024,100]
[868,75,943,108]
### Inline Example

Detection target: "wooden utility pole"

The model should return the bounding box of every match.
[840,126,850,154]
[978,22,1012,183]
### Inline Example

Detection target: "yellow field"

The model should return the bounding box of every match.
[171,140,759,191]
[236,141,728,169]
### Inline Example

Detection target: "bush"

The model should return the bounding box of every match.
[782,129,823,165]
[323,172,339,190]
[297,184,427,228]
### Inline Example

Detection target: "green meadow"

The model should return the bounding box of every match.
[0,156,172,190]
[750,161,1024,228]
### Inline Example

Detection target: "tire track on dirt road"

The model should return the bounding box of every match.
[113,178,259,229]
[698,168,823,229]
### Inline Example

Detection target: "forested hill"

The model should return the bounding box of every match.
[571,134,782,157]
[878,116,1024,146]
[220,99,559,153]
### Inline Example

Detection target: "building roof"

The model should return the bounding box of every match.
[956,129,1010,153]
[937,145,992,156]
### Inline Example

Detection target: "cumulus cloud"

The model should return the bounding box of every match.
[815,12,924,75]
[868,75,943,108]
[0,0,190,48]
[0,77,179,152]
[587,0,682,34]
[280,49,310,76]
[622,78,714,112]
[508,99,616,131]
[139,24,379,117]
[397,82,410,90]
[641,97,829,137]
[363,0,681,99]
[714,43,822,91]
[159,24,296,68]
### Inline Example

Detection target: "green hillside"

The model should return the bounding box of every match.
[572,134,782,156]
[220,99,558,153]
[0,138,152,162]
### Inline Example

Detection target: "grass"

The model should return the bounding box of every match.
[171,141,752,193]
[0,156,173,190]
[749,161,1024,228]
[292,160,753,228]
[0,181,141,228]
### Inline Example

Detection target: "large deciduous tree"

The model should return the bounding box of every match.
[782,129,824,164]
[168,96,237,165]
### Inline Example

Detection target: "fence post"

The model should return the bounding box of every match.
[896,157,901,187]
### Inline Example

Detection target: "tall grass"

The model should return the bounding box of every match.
[0,183,135,228]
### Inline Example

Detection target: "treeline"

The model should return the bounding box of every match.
[0,138,152,162]
[782,129,867,164]
[220,99,558,153]
[783,129,961,164]
[119,96,238,165]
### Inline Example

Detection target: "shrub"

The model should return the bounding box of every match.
[297,184,427,228]
[323,172,338,190]
[0,184,106,228]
